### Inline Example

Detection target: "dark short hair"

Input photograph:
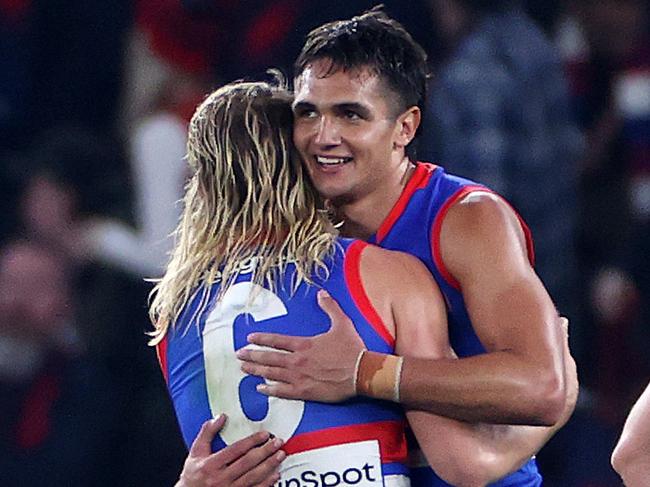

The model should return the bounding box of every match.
[294,6,429,158]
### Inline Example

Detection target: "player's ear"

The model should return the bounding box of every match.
[393,106,421,150]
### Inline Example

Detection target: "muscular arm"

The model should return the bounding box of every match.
[241,194,573,425]
[611,382,650,486]
[362,246,573,486]
[397,192,567,424]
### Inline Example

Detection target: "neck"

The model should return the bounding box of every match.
[335,158,416,240]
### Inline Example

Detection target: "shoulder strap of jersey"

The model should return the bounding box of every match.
[343,240,395,348]
[430,186,536,290]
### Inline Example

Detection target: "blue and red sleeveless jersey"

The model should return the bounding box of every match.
[370,162,541,487]
[157,238,409,482]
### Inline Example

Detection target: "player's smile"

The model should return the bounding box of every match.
[315,155,354,166]
[292,59,406,205]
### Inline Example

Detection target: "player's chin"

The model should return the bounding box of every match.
[310,179,344,199]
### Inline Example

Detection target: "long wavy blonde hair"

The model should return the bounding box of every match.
[149,80,337,344]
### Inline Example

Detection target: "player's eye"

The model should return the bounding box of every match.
[344,110,361,121]
[295,108,318,119]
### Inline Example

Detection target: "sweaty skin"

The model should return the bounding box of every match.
[236,242,576,484]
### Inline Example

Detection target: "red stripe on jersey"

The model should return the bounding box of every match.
[344,240,395,347]
[283,420,408,464]
[514,210,535,267]
[156,336,169,384]
[431,187,536,290]
[375,163,437,243]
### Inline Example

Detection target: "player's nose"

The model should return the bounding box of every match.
[314,116,341,146]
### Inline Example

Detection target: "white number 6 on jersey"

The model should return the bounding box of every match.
[202,281,305,444]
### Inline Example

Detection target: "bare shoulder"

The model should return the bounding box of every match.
[359,244,434,291]
[445,191,523,238]
[441,191,529,279]
[359,243,444,316]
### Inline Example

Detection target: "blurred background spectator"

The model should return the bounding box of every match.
[84,73,200,278]
[419,0,582,362]
[0,238,116,486]
[0,1,647,485]
[562,0,650,424]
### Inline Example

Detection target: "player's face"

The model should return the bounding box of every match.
[292,60,406,205]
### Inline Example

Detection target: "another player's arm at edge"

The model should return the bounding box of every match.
[611,382,650,486]
[360,245,574,487]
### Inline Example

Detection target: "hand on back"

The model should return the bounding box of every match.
[176,415,285,487]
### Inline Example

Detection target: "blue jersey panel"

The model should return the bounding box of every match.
[164,238,408,477]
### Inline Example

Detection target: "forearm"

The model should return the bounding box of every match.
[357,351,565,425]
[405,354,562,424]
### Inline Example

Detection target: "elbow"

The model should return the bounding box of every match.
[611,439,643,482]
[437,453,503,487]
[438,468,487,487]
[611,444,627,477]
[524,369,566,425]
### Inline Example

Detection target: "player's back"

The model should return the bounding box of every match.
[158,238,409,486]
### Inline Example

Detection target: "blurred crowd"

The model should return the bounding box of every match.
[0,1,648,486]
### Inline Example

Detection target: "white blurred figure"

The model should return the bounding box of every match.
[87,73,208,278]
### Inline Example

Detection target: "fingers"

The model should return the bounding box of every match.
[181,423,283,487]
[240,362,294,384]
[189,415,227,457]
[211,430,272,466]
[255,382,303,400]
[252,475,282,487]
[316,289,347,320]
[237,347,294,367]
[317,290,349,327]
[558,317,571,354]
[558,317,569,334]
[230,438,286,487]
[246,332,308,352]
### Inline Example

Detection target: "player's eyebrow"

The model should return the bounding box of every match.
[292,101,316,113]
[333,102,372,119]
[293,101,372,119]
